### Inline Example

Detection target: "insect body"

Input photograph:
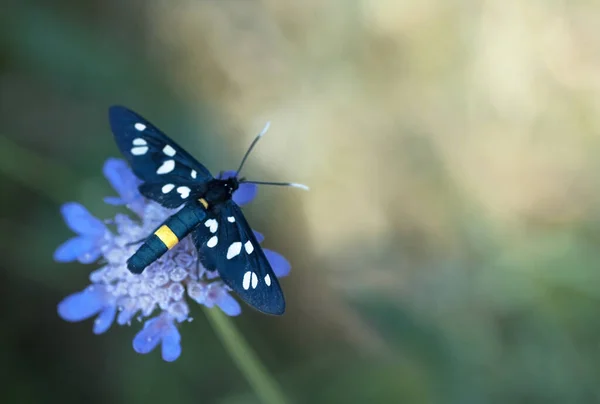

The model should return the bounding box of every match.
[127,200,208,273]
[108,106,303,315]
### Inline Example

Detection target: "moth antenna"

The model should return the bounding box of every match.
[236,121,271,176]
[241,180,310,191]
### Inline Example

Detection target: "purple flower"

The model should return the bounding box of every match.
[133,314,181,362]
[57,285,117,334]
[55,158,291,362]
[103,158,145,216]
[188,281,242,316]
[53,203,110,264]
[265,249,291,277]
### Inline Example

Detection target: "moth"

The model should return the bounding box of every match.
[109,106,307,315]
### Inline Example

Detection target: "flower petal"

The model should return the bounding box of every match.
[253,230,264,244]
[93,305,117,334]
[60,202,106,236]
[232,182,258,206]
[133,318,162,354]
[103,158,145,216]
[103,158,140,200]
[54,237,95,263]
[161,323,182,362]
[117,302,139,325]
[264,249,291,278]
[77,241,103,264]
[103,196,123,206]
[58,286,106,322]
[216,292,242,316]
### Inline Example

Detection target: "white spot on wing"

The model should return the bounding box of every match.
[244,240,254,254]
[134,123,146,131]
[191,170,197,179]
[162,184,175,194]
[176,186,190,199]
[242,271,252,290]
[251,272,258,289]
[227,216,235,223]
[204,219,218,233]
[131,146,148,155]
[132,138,146,146]
[156,159,175,174]
[163,145,176,157]
[207,235,218,248]
[264,274,271,286]
[227,242,242,260]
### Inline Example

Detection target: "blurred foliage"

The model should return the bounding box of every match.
[2,1,600,403]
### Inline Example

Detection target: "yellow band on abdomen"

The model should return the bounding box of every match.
[198,198,209,209]
[154,225,179,249]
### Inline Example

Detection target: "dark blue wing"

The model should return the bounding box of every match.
[192,201,285,315]
[109,106,213,208]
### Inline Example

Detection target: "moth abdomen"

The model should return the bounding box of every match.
[127,202,207,274]
[127,236,169,274]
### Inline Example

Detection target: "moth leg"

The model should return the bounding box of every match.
[195,258,202,278]
[126,237,148,247]
[126,222,164,246]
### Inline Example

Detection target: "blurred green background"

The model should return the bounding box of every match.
[2,1,600,403]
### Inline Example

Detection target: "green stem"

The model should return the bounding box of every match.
[204,308,289,404]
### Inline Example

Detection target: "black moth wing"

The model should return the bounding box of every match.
[109,106,214,208]
[192,201,285,315]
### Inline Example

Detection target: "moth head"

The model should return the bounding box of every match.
[223,176,239,195]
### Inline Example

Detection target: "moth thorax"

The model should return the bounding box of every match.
[204,178,239,205]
